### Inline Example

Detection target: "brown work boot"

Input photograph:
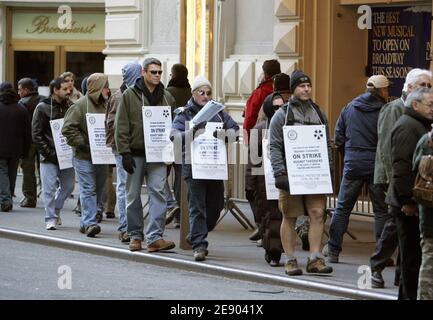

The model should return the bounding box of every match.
[284,259,303,276]
[147,239,176,252]
[129,239,142,252]
[306,257,333,274]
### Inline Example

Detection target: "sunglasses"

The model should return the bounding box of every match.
[419,82,432,88]
[198,90,212,96]
[149,70,163,75]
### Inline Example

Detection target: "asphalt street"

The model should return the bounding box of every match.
[0,238,345,300]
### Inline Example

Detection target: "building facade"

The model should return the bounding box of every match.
[1,0,431,125]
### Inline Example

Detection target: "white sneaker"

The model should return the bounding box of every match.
[56,217,62,226]
[46,222,56,230]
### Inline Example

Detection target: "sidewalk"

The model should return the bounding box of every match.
[0,176,399,299]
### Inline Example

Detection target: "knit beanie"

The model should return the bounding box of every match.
[191,76,212,93]
[290,70,311,92]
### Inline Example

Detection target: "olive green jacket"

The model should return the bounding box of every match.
[115,81,175,157]
[62,73,108,161]
[374,96,406,184]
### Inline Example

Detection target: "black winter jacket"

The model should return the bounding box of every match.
[386,108,433,207]
[0,90,31,159]
[19,92,45,118]
[32,97,71,164]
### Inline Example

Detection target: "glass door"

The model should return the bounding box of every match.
[13,50,56,96]
[65,52,106,92]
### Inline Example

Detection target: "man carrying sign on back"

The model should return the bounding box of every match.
[115,57,176,253]
[269,70,333,276]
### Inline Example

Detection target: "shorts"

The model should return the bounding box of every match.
[278,189,326,218]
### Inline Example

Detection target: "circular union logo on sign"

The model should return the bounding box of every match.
[287,130,298,141]
[89,116,96,125]
[53,123,60,131]
[145,110,153,118]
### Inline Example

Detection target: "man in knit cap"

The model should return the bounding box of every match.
[171,75,239,262]
[105,61,142,243]
[269,70,333,276]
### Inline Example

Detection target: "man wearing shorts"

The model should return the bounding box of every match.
[269,70,333,276]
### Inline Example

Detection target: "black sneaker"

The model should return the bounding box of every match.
[1,202,13,212]
[96,211,103,223]
[371,271,385,288]
[80,225,101,237]
[105,212,115,219]
[165,206,180,225]
[20,198,36,208]
[193,249,208,262]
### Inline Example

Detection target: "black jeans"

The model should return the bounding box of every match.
[186,179,224,250]
[0,157,20,206]
[392,206,422,300]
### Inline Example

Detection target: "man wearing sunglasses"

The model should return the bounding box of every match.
[115,57,176,253]
[171,76,239,262]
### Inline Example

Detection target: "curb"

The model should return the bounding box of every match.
[0,227,397,300]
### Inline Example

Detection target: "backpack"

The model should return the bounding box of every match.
[413,137,433,207]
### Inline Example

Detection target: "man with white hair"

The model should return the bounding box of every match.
[386,87,433,299]
[370,69,432,288]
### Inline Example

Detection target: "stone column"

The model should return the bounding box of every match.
[104,0,180,88]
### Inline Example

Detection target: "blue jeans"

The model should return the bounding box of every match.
[164,179,178,209]
[115,154,127,232]
[73,157,107,229]
[40,163,75,223]
[328,175,387,255]
[126,157,167,243]
[0,157,19,206]
[186,179,224,250]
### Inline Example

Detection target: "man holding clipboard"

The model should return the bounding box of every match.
[171,76,239,262]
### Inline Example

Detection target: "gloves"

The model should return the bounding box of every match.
[122,153,136,174]
[245,189,256,202]
[192,121,207,139]
[275,174,290,191]
[77,144,91,153]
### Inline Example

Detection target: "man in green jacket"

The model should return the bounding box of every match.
[62,73,111,237]
[115,57,176,252]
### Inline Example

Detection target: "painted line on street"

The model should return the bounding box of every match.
[0,227,397,300]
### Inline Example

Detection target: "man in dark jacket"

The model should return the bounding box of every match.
[413,131,433,300]
[386,87,433,300]
[165,64,192,227]
[17,78,45,208]
[0,82,31,212]
[115,58,176,252]
[171,76,239,262]
[32,77,75,230]
[327,75,390,264]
